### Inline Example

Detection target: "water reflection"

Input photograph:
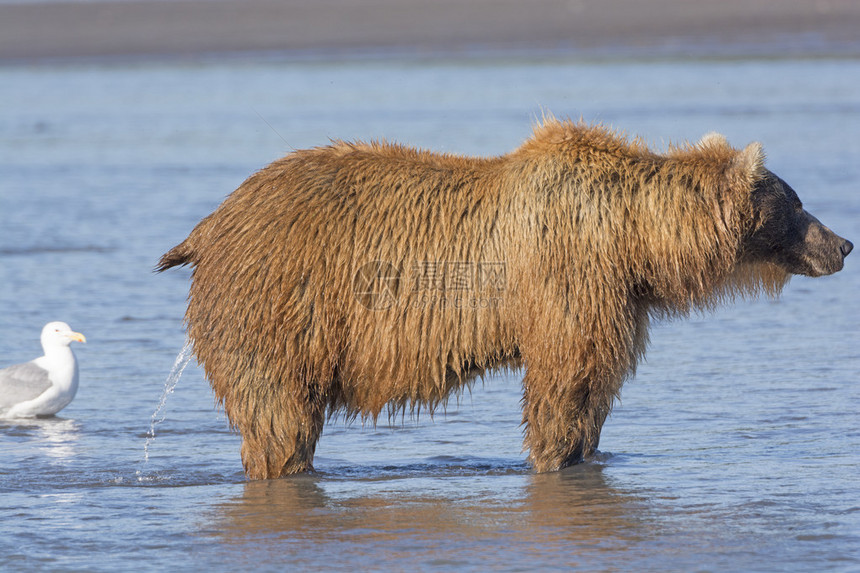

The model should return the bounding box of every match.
[1,416,81,460]
[523,465,653,547]
[204,461,655,568]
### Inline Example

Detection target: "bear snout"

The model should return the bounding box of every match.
[789,218,851,277]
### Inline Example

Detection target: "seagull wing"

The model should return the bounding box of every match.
[0,362,53,408]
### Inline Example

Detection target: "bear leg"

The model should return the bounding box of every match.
[239,401,326,479]
[522,369,614,472]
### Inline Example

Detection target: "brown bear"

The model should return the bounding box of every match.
[158,119,852,479]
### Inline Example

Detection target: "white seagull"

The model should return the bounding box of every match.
[0,322,86,418]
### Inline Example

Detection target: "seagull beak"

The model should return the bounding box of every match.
[69,332,86,343]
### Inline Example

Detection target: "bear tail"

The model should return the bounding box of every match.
[155,240,195,272]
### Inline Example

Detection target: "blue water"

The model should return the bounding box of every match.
[1,56,859,571]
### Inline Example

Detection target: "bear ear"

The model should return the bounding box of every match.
[697,132,729,149]
[730,141,765,179]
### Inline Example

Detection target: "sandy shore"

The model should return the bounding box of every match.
[1,0,859,62]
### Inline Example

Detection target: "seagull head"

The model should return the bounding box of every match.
[41,321,86,349]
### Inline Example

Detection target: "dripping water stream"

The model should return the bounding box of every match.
[136,339,193,478]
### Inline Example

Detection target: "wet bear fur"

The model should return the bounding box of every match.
[158,119,852,479]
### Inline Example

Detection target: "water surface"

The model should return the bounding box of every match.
[1,56,858,571]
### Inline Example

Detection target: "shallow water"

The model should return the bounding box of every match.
[1,56,859,571]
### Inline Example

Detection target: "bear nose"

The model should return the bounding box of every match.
[841,240,853,257]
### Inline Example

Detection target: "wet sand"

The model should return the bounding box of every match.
[1,0,859,62]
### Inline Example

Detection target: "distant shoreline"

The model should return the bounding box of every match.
[2,0,860,63]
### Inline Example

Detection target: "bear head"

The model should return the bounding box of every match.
[744,170,852,277]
